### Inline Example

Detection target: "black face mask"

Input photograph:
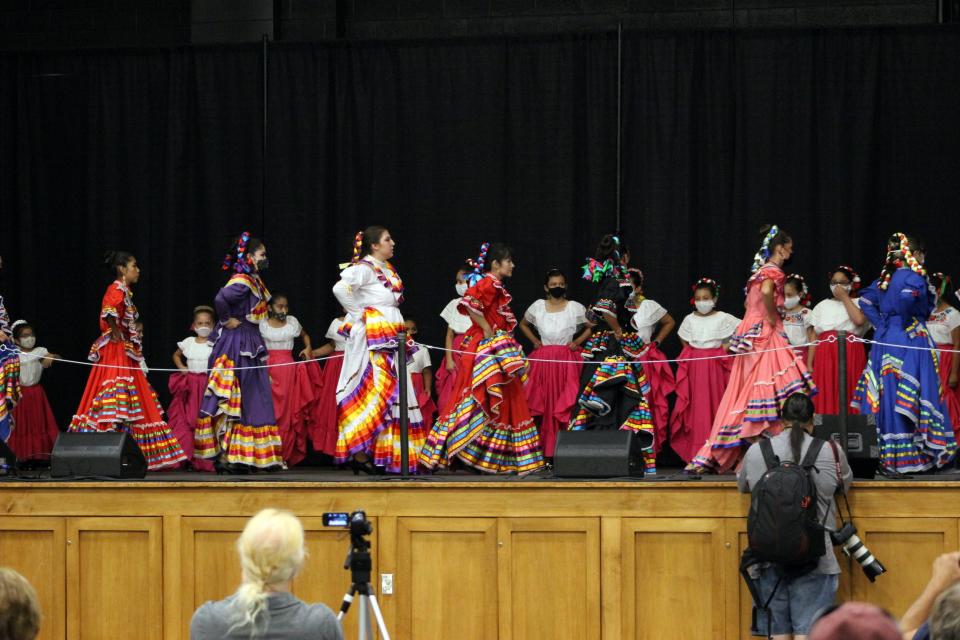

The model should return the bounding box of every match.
[548,286,567,299]
[270,311,287,321]
[256,257,269,272]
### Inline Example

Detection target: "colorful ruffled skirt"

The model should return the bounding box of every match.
[267,350,317,467]
[194,323,283,469]
[0,345,20,442]
[852,320,956,472]
[686,320,816,474]
[335,308,425,474]
[307,353,342,457]
[570,331,656,473]
[167,372,215,471]
[936,345,960,441]
[523,344,583,457]
[8,384,59,461]
[636,343,676,454]
[419,330,545,474]
[669,345,732,464]
[68,341,186,470]
[811,331,866,415]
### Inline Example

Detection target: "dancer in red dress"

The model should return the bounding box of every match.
[686,226,816,473]
[68,251,187,470]
[420,243,545,474]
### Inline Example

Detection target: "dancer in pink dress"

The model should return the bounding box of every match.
[686,225,817,473]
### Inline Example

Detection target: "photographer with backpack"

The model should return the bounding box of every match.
[738,392,853,640]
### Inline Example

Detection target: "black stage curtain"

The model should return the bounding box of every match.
[2,28,960,429]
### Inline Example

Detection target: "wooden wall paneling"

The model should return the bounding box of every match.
[66,517,163,640]
[395,517,498,640]
[0,517,66,640]
[621,518,726,640]
[497,517,601,640]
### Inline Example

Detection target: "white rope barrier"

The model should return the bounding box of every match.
[1,331,956,374]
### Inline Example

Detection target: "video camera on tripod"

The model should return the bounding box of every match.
[323,510,390,640]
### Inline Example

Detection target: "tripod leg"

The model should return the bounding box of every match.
[358,595,373,640]
[367,594,391,640]
[336,588,356,622]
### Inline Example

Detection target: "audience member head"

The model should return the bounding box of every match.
[0,568,41,640]
[231,509,307,633]
[808,602,900,640]
[931,582,960,640]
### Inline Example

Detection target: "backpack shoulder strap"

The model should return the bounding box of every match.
[759,438,779,470]
[801,437,826,469]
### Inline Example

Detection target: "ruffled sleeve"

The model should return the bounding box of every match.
[523,299,544,328]
[286,316,303,338]
[459,276,495,317]
[100,283,124,321]
[631,299,667,332]
[333,263,376,319]
[177,338,192,353]
[719,312,741,338]
[324,318,341,342]
[677,314,694,343]
[947,308,960,332]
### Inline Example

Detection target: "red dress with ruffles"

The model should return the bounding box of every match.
[68,281,187,470]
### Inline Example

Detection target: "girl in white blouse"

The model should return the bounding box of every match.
[782,273,813,361]
[669,279,741,463]
[626,268,676,456]
[807,266,870,414]
[260,294,315,467]
[436,265,473,416]
[518,268,590,457]
[7,320,60,462]
[167,306,216,470]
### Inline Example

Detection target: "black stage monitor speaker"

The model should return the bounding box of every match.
[51,432,147,479]
[0,439,18,476]
[553,430,641,478]
[813,414,879,479]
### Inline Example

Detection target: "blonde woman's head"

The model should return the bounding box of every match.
[232,509,307,635]
[0,568,41,640]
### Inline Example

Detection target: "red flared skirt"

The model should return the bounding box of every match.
[669,346,732,464]
[937,346,960,438]
[8,384,61,462]
[268,350,317,467]
[167,372,215,472]
[811,331,866,414]
[307,352,343,457]
[523,344,583,457]
[435,333,467,416]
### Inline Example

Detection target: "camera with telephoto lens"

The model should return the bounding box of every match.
[830,522,886,582]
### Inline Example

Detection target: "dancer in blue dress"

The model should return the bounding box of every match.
[852,233,956,473]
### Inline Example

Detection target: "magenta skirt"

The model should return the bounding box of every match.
[435,332,467,416]
[308,352,343,457]
[167,372,215,471]
[639,344,676,454]
[669,345,732,464]
[524,344,583,457]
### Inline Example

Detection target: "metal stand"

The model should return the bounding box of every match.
[336,522,391,640]
[838,330,849,459]
[397,330,409,478]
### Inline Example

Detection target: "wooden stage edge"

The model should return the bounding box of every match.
[2,476,960,639]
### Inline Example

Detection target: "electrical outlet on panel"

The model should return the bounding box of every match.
[380,573,394,595]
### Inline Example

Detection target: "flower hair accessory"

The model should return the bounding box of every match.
[786,273,812,307]
[465,242,490,287]
[833,265,862,291]
[689,277,720,305]
[351,230,364,264]
[880,232,925,290]
[222,231,252,274]
[751,225,779,274]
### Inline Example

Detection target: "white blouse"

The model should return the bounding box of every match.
[408,346,433,374]
[809,299,870,337]
[928,306,960,345]
[177,337,213,374]
[440,298,473,335]
[259,316,302,351]
[523,299,587,346]
[324,318,347,352]
[18,347,49,387]
[630,299,668,344]
[782,307,812,348]
[677,312,741,350]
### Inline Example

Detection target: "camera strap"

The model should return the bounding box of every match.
[827,439,854,523]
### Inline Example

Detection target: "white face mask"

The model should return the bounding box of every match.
[455,283,468,296]
[784,296,801,310]
[195,326,213,338]
[694,300,715,314]
[830,284,852,295]
[19,336,36,349]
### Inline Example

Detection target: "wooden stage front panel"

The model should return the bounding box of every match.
[0,478,957,640]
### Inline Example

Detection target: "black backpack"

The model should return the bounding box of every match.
[747,437,827,571]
